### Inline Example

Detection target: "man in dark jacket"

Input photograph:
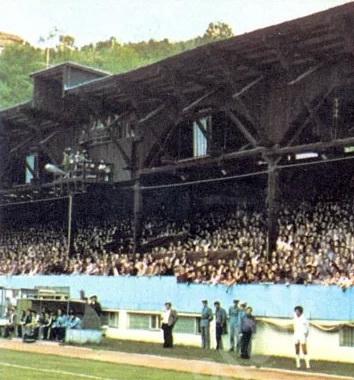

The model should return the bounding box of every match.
[214,301,227,350]
[240,306,256,359]
[89,295,102,317]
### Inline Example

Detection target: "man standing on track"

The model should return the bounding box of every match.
[200,300,213,349]
[161,302,178,348]
[240,306,256,359]
[229,299,241,352]
[293,305,311,369]
[214,301,227,350]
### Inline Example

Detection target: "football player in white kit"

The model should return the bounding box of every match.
[293,306,310,369]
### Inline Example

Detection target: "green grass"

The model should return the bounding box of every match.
[68,338,354,378]
[0,349,238,380]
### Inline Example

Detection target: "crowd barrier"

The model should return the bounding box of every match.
[0,276,353,320]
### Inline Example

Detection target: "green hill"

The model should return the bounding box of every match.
[0,22,233,109]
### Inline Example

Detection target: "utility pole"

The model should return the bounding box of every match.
[46,47,50,68]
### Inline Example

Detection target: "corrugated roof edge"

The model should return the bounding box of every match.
[30,61,111,78]
[0,100,32,114]
[65,1,354,95]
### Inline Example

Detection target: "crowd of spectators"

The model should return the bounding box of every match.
[0,196,353,288]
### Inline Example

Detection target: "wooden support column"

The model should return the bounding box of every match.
[67,194,74,255]
[132,177,143,254]
[131,120,143,254]
[266,159,280,259]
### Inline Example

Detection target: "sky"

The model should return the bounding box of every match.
[0,0,352,47]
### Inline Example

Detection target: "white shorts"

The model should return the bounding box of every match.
[294,333,307,345]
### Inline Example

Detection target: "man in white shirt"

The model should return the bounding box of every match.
[293,305,310,369]
[161,302,178,348]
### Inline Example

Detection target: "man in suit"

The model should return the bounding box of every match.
[200,300,213,349]
[161,302,178,348]
[214,301,227,350]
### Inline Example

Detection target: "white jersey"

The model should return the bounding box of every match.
[293,313,309,343]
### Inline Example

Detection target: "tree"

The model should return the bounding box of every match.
[0,22,235,109]
[59,35,76,50]
[0,44,44,108]
[202,22,234,42]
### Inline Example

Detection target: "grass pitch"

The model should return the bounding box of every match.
[0,349,238,380]
[72,338,354,378]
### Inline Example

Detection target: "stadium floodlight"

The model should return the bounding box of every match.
[344,146,354,154]
[44,163,67,176]
[295,152,318,160]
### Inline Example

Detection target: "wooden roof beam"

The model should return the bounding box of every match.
[141,133,354,177]
[107,110,134,129]
[22,110,60,165]
[144,112,182,168]
[232,76,263,99]
[288,63,323,85]
[140,146,265,176]
[39,130,61,145]
[108,129,132,168]
[182,89,218,114]
[10,136,36,155]
[282,86,335,147]
[227,110,258,148]
[276,136,354,156]
[138,104,166,125]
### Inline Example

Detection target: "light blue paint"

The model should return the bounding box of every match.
[0,276,352,320]
[65,329,102,344]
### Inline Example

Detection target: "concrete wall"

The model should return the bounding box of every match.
[0,276,353,363]
[0,276,352,320]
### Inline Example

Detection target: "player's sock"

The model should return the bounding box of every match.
[295,355,301,368]
[304,355,310,369]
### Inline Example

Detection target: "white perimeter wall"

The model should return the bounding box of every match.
[104,310,354,364]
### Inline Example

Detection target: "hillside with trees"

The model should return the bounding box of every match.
[0,22,233,109]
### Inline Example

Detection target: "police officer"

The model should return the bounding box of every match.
[229,299,240,352]
[200,300,213,349]
[237,301,247,354]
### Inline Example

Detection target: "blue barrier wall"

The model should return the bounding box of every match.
[0,276,353,320]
